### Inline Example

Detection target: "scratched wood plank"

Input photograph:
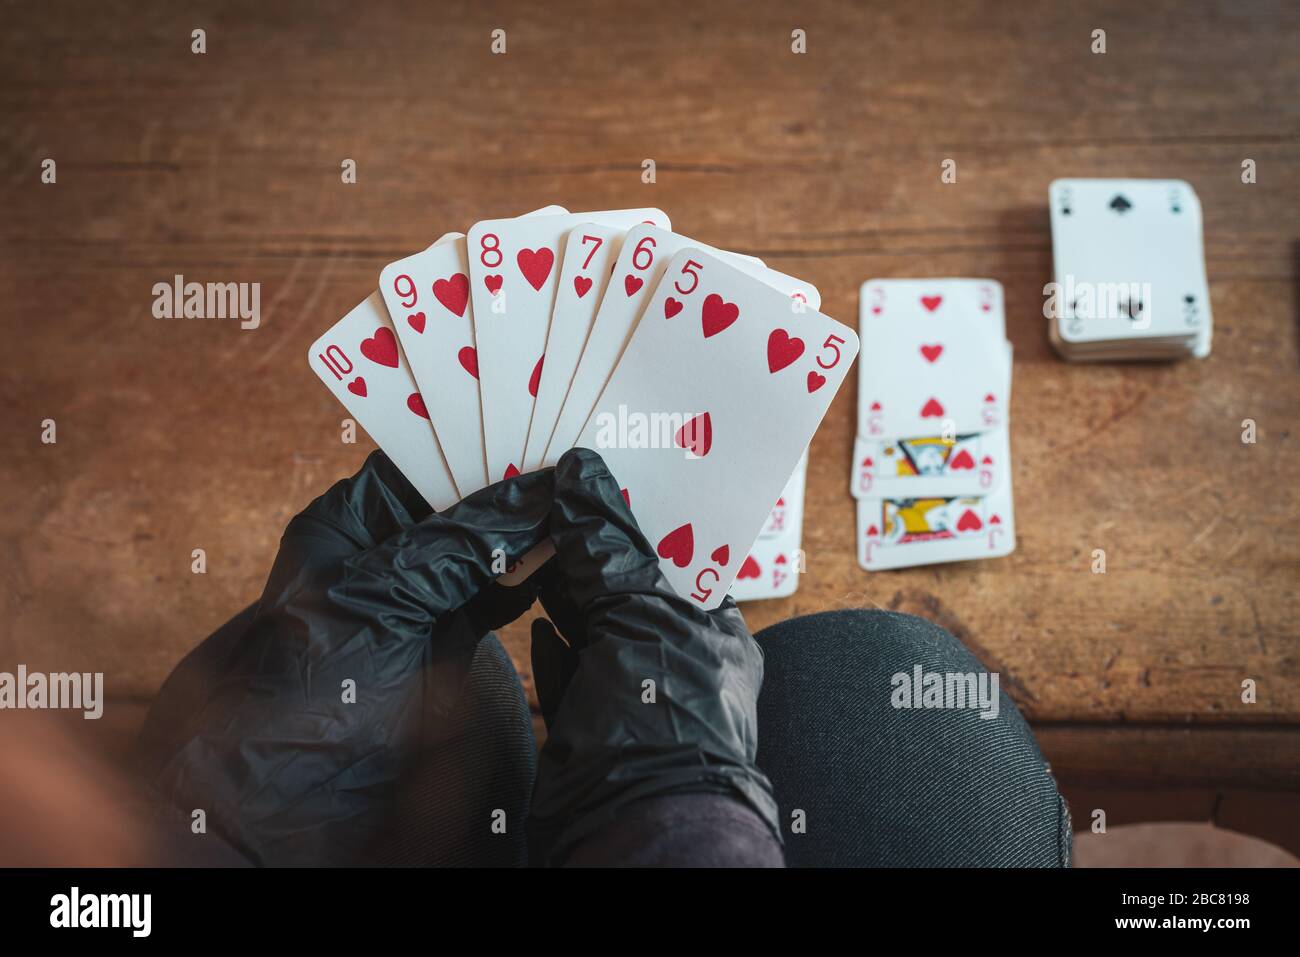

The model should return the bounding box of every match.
[0,0,1296,768]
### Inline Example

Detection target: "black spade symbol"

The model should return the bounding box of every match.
[1109,195,1133,214]
[1119,299,1144,321]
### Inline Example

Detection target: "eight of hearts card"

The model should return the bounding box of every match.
[378,207,569,496]
[574,249,858,610]
[465,208,669,483]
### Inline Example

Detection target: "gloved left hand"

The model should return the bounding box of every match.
[138,450,552,865]
[525,449,778,863]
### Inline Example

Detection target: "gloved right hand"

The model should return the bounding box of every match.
[138,450,553,865]
[527,448,780,863]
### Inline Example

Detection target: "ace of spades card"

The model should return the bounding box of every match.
[1048,178,1211,360]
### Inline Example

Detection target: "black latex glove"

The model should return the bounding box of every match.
[139,450,552,865]
[527,448,780,863]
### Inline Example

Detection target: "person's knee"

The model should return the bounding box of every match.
[758,608,981,668]
[756,608,1016,718]
[752,607,1070,866]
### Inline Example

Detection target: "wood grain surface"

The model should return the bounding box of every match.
[1,1,1297,803]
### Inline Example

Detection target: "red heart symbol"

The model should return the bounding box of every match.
[921,295,943,312]
[674,412,712,457]
[517,247,554,291]
[360,327,399,368]
[774,554,787,565]
[920,397,945,418]
[407,312,426,334]
[807,371,826,393]
[989,515,1001,525]
[702,294,740,338]
[657,523,695,568]
[457,346,478,379]
[433,273,469,317]
[484,275,503,295]
[407,392,429,419]
[737,555,761,580]
[624,275,643,297]
[866,525,880,537]
[956,509,983,532]
[347,377,367,397]
[984,393,997,404]
[528,355,544,397]
[664,297,683,319]
[920,344,943,363]
[574,276,593,298]
[949,449,975,470]
[767,328,806,373]
[620,488,630,507]
[870,401,882,411]
[981,455,993,465]
[711,545,729,566]
[861,457,873,468]
[503,463,520,480]
[871,305,882,315]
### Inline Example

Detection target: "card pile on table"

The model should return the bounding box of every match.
[852,279,1016,571]
[1048,178,1212,361]
[308,206,859,608]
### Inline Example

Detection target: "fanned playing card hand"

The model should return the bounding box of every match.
[309,207,857,607]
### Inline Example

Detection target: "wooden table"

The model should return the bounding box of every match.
[3,0,1297,853]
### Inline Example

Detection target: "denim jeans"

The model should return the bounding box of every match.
[752,609,1070,867]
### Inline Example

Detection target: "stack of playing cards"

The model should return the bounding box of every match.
[730,451,807,602]
[308,206,859,608]
[852,279,1017,571]
[1048,178,1212,361]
